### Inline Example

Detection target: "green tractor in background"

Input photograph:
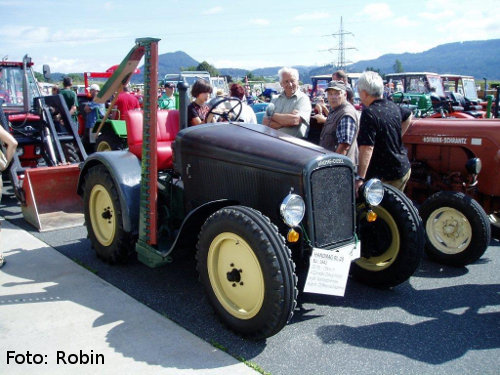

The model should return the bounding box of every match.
[386,72,444,116]
[77,64,141,152]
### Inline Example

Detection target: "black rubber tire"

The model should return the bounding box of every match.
[419,191,491,266]
[352,184,424,288]
[63,142,81,163]
[196,205,297,340]
[82,165,135,263]
[96,132,126,152]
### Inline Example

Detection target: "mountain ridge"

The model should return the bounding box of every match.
[52,39,500,83]
[149,39,500,82]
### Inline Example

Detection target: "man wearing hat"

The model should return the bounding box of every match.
[313,80,359,164]
[83,84,105,152]
[159,82,176,110]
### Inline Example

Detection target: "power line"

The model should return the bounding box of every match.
[320,16,357,70]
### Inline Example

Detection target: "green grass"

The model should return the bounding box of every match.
[210,340,271,375]
[71,258,98,274]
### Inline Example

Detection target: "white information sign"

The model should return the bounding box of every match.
[303,241,360,297]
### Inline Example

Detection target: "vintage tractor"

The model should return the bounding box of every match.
[76,65,141,152]
[441,74,487,118]
[404,117,500,266]
[387,72,477,118]
[77,38,424,339]
[0,55,87,231]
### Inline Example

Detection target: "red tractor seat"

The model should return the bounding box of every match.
[126,109,180,170]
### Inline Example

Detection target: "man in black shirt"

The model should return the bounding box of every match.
[356,71,412,193]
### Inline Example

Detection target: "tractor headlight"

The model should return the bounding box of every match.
[280,193,305,227]
[465,157,481,175]
[363,178,384,206]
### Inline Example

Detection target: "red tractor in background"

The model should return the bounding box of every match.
[441,74,492,117]
[0,55,87,231]
[403,117,500,266]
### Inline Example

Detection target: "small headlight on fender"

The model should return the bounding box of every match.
[363,178,384,206]
[465,157,481,175]
[280,193,305,227]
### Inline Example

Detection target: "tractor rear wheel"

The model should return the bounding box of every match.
[83,165,135,263]
[196,206,297,339]
[353,184,424,288]
[419,191,491,266]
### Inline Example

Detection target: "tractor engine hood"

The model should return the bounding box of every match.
[172,122,355,236]
[173,122,343,176]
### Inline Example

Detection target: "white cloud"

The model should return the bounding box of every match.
[361,3,393,21]
[420,7,499,42]
[294,12,330,21]
[393,16,418,27]
[42,57,83,73]
[423,0,455,11]
[291,26,304,35]
[249,18,270,26]
[203,6,223,15]
[419,9,454,21]
[213,58,282,70]
[0,25,127,47]
[0,26,50,43]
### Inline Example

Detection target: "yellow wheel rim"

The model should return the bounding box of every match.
[96,141,112,152]
[356,205,400,271]
[426,207,472,254]
[89,184,115,247]
[207,232,265,320]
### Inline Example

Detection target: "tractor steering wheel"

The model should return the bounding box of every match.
[207,97,243,122]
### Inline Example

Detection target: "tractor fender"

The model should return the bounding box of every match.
[77,151,141,234]
[170,199,238,253]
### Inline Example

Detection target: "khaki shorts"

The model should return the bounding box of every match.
[382,168,411,192]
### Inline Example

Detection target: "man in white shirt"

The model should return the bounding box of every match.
[262,67,311,138]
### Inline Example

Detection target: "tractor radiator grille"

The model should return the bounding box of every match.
[310,166,354,248]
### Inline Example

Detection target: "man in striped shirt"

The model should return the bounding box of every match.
[313,80,359,165]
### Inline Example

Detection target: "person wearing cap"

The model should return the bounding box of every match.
[262,67,311,139]
[332,69,355,105]
[83,84,105,152]
[313,80,359,164]
[159,82,176,110]
[355,71,412,193]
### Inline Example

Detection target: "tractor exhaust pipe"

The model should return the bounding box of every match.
[177,81,189,130]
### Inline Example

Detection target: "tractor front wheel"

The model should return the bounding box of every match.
[83,165,135,263]
[196,206,297,340]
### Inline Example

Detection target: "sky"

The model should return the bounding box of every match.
[1,0,499,74]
